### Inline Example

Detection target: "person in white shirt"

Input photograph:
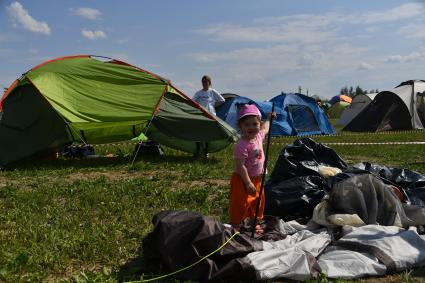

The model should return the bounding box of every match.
[192,75,225,115]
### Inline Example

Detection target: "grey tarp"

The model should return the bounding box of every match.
[317,246,387,279]
[352,162,425,206]
[142,210,425,281]
[326,174,425,227]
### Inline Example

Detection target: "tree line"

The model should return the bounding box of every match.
[339,86,379,97]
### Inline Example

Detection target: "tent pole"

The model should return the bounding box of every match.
[64,120,88,145]
[130,119,155,168]
[251,103,275,238]
[130,84,169,168]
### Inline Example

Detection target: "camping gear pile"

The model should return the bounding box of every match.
[143,138,425,282]
[132,140,164,157]
[60,144,96,158]
[0,55,238,168]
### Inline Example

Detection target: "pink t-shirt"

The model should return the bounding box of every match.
[234,132,265,177]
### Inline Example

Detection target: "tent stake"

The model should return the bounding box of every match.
[251,103,275,238]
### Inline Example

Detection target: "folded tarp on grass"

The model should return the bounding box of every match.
[143,210,425,281]
[142,139,425,281]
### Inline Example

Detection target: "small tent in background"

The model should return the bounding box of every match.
[216,94,272,131]
[343,80,425,132]
[326,101,350,119]
[269,93,336,136]
[336,93,377,126]
[329,94,352,105]
[0,55,238,167]
[216,92,336,136]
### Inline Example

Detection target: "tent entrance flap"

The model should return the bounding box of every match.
[288,104,320,134]
[0,85,72,167]
[417,92,425,126]
[66,121,147,144]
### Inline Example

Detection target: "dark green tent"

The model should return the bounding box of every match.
[326,101,350,119]
[0,55,237,167]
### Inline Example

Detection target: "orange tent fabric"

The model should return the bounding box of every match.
[339,95,352,103]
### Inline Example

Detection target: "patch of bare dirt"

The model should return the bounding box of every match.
[66,169,181,182]
[189,179,228,188]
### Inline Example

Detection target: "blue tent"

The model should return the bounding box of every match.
[216,95,271,130]
[269,92,335,136]
[216,93,335,136]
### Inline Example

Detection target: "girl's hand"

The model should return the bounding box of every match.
[268,112,277,119]
[245,182,257,195]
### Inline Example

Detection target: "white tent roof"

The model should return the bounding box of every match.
[392,80,425,129]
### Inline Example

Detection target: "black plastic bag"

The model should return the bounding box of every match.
[269,138,347,185]
[265,175,325,223]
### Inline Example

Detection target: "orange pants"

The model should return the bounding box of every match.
[229,173,265,225]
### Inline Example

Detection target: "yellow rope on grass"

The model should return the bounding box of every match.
[125,231,240,283]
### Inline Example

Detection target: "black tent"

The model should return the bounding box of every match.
[343,80,425,132]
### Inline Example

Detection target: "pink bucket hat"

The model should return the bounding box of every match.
[237,104,261,121]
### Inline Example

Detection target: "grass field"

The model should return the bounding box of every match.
[1,129,425,282]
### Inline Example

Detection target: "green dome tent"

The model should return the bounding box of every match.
[326,101,350,119]
[0,55,237,167]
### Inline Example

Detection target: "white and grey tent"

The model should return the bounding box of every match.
[343,80,425,132]
[336,93,377,126]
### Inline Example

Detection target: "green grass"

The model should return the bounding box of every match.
[0,130,424,282]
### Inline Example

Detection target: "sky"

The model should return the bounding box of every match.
[1,0,425,100]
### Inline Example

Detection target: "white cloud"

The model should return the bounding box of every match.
[384,51,425,63]
[398,23,425,40]
[196,3,425,46]
[186,2,425,99]
[190,42,368,74]
[6,2,51,35]
[358,62,374,70]
[81,29,106,40]
[347,2,425,25]
[190,45,296,63]
[364,26,380,33]
[196,17,336,44]
[71,7,102,20]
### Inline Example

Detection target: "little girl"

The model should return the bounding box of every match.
[229,104,272,230]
